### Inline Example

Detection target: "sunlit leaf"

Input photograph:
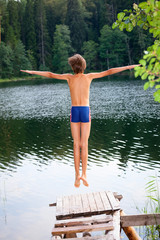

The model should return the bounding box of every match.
[117,12,125,21]
[144,81,150,90]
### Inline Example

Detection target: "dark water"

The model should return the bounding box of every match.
[0,77,160,239]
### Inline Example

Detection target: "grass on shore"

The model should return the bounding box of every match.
[0,75,44,83]
[138,176,160,239]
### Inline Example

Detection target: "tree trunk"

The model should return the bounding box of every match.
[126,37,132,65]
[40,11,45,66]
[0,14,2,44]
[106,50,110,69]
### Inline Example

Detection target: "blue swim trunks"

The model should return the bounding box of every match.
[70,106,91,123]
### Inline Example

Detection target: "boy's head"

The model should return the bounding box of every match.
[68,54,86,74]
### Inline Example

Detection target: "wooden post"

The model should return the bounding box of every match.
[105,210,120,239]
[120,210,142,240]
[64,233,77,238]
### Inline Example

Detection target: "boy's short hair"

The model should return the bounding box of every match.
[68,54,86,74]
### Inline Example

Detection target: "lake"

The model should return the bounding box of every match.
[0,76,160,239]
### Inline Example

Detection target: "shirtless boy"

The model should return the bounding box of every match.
[21,54,139,187]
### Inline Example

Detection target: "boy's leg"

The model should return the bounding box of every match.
[70,122,81,187]
[80,122,91,186]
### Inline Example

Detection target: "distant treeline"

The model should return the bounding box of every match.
[0,0,153,78]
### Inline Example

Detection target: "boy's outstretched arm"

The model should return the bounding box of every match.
[20,70,72,80]
[87,65,140,80]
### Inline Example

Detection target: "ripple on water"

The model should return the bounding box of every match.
[0,78,160,173]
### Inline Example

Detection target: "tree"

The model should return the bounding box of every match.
[81,40,98,71]
[0,41,13,78]
[24,0,37,68]
[99,25,128,69]
[65,0,87,52]
[34,0,51,69]
[45,0,67,40]
[0,0,6,44]
[52,24,73,73]
[113,0,160,102]
[13,40,31,77]
[7,0,21,44]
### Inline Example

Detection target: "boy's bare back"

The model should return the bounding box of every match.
[68,73,91,106]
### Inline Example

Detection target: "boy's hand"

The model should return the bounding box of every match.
[127,64,140,69]
[20,70,32,74]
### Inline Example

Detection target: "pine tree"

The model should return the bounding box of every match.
[24,0,36,51]
[1,1,16,46]
[53,24,73,73]
[81,40,98,71]
[45,0,67,42]
[24,0,37,68]
[13,40,31,77]
[34,0,51,69]
[65,0,87,53]
[7,0,21,44]
[99,25,128,69]
[0,0,6,44]
[0,41,13,78]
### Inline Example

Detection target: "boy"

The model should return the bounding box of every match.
[21,54,139,187]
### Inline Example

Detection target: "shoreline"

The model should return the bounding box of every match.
[0,71,135,83]
[0,76,43,83]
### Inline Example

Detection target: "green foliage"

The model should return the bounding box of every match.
[52,25,73,73]
[13,40,32,77]
[81,40,98,71]
[24,0,36,54]
[65,0,87,52]
[7,0,21,43]
[99,25,128,68]
[140,176,160,239]
[34,0,51,69]
[0,40,31,78]
[113,0,160,102]
[0,0,156,78]
[0,42,13,78]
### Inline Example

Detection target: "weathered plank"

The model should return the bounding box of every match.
[49,193,123,207]
[100,191,111,210]
[55,191,121,220]
[93,192,105,212]
[75,194,84,214]
[55,215,113,227]
[69,195,77,214]
[81,193,91,213]
[56,197,63,216]
[52,222,114,236]
[106,191,120,210]
[65,235,114,240]
[63,195,70,215]
[121,213,160,227]
[87,192,97,212]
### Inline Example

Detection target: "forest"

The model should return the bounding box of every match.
[0,0,154,78]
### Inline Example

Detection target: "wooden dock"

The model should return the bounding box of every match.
[50,191,122,239]
[50,190,160,240]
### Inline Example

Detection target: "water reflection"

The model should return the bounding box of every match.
[0,78,160,240]
[0,77,160,173]
[0,116,159,173]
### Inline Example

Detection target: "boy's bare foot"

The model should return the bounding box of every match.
[74,175,80,188]
[80,175,89,187]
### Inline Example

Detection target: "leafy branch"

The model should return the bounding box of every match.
[113,0,160,102]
